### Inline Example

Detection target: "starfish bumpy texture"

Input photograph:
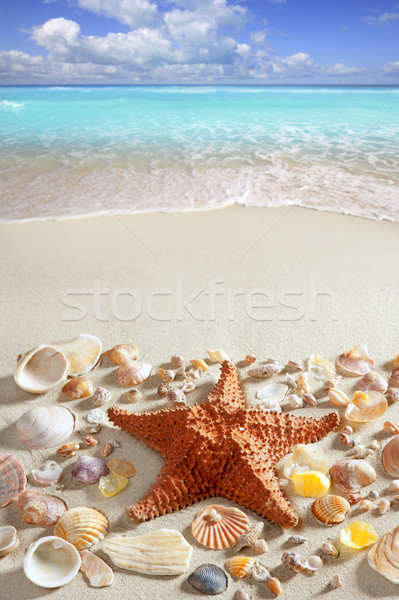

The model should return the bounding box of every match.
[107,361,339,528]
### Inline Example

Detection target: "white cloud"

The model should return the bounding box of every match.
[250,30,267,45]
[76,0,160,29]
[382,60,399,75]
[363,12,399,26]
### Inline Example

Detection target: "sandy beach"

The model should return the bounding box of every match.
[1,205,399,600]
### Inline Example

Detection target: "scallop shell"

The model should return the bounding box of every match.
[330,458,376,493]
[382,435,399,477]
[306,354,335,380]
[31,460,65,486]
[17,490,67,526]
[14,345,69,394]
[345,391,387,423]
[0,526,19,557]
[192,504,249,550]
[312,494,350,525]
[328,388,350,407]
[103,529,193,575]
[107,459,136,478]
[117,361,152,386]
[357,371,388,393]
[340,520,378,549]
[368,524,399,583]
[80,549,114,588]
[54,507,109,550]
[188,564,228,595]
[53,334,102,377]
[62,376,94,399]
[106,343,139,365]
[71,455,109,485]
[256,383,288,403]
[225,556,257,579]
[284,443,329,480]
[17,405,75,449]
[292,471,330,498]
[23,536,81,588]
[0,453,26,508]
[336,345,374,377]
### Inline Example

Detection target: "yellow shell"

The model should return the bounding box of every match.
[107,459,136,478]
[292,471,330,498]
[99,473,128,497]
[191,505,249,550]
[225,556,257,579]
[345,390,387,423]
[284,444,329,480]
[340,521,378,549]
[54,506,109,551]
[312,494,350,525]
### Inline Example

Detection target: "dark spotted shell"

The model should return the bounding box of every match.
[188,563,228,595]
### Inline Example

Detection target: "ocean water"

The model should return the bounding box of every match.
[0,85,398,222]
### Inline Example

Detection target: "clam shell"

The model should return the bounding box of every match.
[14,345,69,394]
[62,376,94,399]
[330,458,376,493]
[256,383,288,403]
[225,556,256,578]
[312,494,350,525]
[31,460,65,486]
[192,504,249,550]
[306,354,335,380]
[117,361,152,386]
[106,343,139,365]
[0,526,19,558]
[345,390,387,423]
[23,536,81,588]
[103,529,193,575]
[188,564,228,595]
[0,453,26,508]
[17,490,67,526]
[357,371,387,393]
[54,507,109,551]
[382,435,399,477]
[340,520,378,549]
[336,345,374,377]
[368,524,399,583]
[107,459,136,478]
[53,334,102,377]
[17,405,75,449]
[284,443,329,480]
[80,549,114,588]
[71,455,109,485]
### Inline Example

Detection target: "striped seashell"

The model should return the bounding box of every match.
[192,504,249,549]
[368,524,399,583]
[312,495,350,525]
[188,564,228,595]
[336,345,374,377]
[14,344,69,394]
[17,490,66,526]
[54,507,109,551]
[225,556,257,579]
[357,371,388,393]
[0,454,26,508]
[16,405,75,449]
[80,549,114,588]
[382,435,399,477]
[117,362,152,386]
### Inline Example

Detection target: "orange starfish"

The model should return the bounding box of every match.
[107,361,339,528]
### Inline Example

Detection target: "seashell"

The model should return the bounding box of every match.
[281,551,304,572]
[157,383,171,397]
[14,344,69,394]
[53,334,102,377]
[99,473,128,497]
[107,459,136,478]
[101,442,114,458]
[57,442,80,457]
[292,471,330,497]
[303,555,323,572]
[258,399,282,413]
[287,393,303,408]
[157,368,175,383]
[235,522,263,552]
[383,420,399,435]
[207,349,230,363]
[394,353,399,369]
[117,361,152,386]
[324,376,342,391]
[92,387,111,406]
[226,556,256,578]
[389,369,399,388]
[251,563,271,582]
[23,536,81,588]
[379,499,390,515]
[0,526,19,557]
[191,359,209,371]
[71,455,109,485]
[187,367,204,380]
[328,387,350,406]
[296,372,310,396]
[124,388,143,402]
[370,440,380,450]
[31,460,64,486]
[80,549,114,587]
[387,388,399,402]
[81,435,98,447]
[360,499,372,511]
[343,425,353,434]
[188,564,227,595]
[340,432,355,448]
[17,490,66,526]
[388,480,399,493]
[330,458,376,493]
[285,373,297,388]
[382,435,399,477]
[336,345,374,377]
[284,443,329,480]
[268,577,283,596]
[182,378,196,393]
[345,390,387,423]
[330,574,342,588]
[357,371,387,393]
[322,542,339,558]
[303,393,317,406]
[368,489,379,500]
[166,388,186,404]
[288,535,308,544]
[253,539,268,554]
[248,363,283,378]
[171,355,185,368]
[234,591,250,600]
[256,383,288,403]
[63,376,94,399]
[54,506,109,551]
[340,520,378,549]
[286,360,303,372]
[368,524,399,583]
[306,354,335,380]
[87,408,106,424]
[106,343,139,365]
[192,504,249,550]
[347,493,363,505]
[17,405,75,449]
[103,529,192,575]
[0,453,26,508]
[82,423,101,434]
[312,494,350,525]
[244,353,256,364]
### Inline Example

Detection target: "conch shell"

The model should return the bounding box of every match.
[16,405,75,449]
[14,345,69,394]
[191,504,249,549]
[382,435,399,477]
[330,458,376,493]
[368,524,399,583]
[336,345,374,377]
[17,490,66,526]
[345,390,387,422]
[53,334,102,377]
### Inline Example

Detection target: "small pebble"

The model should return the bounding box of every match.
[253,539,268,554]
[379,499,390,515]
[303,393,317,406]
[87,408,106,424]
[285,360,303,372]
[387,388,399,403]
[322,542,339,558]
[244,354,256,364]
[342,425,353,435]
[370,440,380,450]
[234,591,250,600]
[82,423,101,434]
[101,442,113,458]
[330,574,342,589]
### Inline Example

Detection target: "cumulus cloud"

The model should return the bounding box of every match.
[382,60,399,75]
[363,12,399,26]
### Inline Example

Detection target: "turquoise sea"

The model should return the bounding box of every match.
[1,85,398,222]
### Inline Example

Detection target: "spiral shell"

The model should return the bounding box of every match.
[14,344,69,394]
[206,349,230,363]
[188,564,228,595]
[16,405,75,449]
[357,371,387,393]
[236,522,263,552]
[192,504,249,550]
[17,490,66,526]
[225,556,256,578]
[368,524,399,583]
[345,390,387,423]
[54,506,109,551]
[117,361,152,386]
[312,494,350,525]
[0,454,26,508]
[62,376,94,399]
[336,345,374,377]
[330,458,376,493]
[248,363,283,378]
[382,435,399,477]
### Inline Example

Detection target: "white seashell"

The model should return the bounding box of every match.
[382,435,399,477]
[388,480,399,493]
[53,334,102,377]
[103,529,193,576]
[288,535,308,544]
[336,344,374,377]
[31,460,65,486]
[23,536,81,588]
[368,524,399,583]
[357,371,388,393]
[181,378,196,393]
[186,367,204,380]
[251,563,271,582]
[80,550,114,587]
[303,555,323,572]
[287,394,304,408]
[329,458,376,493]
[17,405,75,449]
[345,390,387,423]
[117,361,152,386]
[0,454,26,508]
[87,408,106,424]
[258,399,282,412]
[14,345,69,394]
[206,349,230,363]
[328,387,350,407]
[306,354,335,380]
[285,360,304,372]
[284,443,329,480]
[0,526,19,558]
[330,574,342,588]
[256,383,288,403]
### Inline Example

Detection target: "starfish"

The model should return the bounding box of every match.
[107,361,339,528]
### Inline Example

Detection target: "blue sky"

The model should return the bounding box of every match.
[0,0,398,84]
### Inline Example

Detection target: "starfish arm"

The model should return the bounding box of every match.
[205,361,246,410]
